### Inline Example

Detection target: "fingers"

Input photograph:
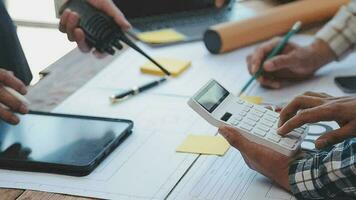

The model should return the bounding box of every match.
[0,87,28,114]
[59,9,70,33]
[0,70,27,95]
[278,106,334,135]
[215,0,226,8]
[93,50,109,59]
[258,76,282,89]
[219,126,250,153]
[247,38,281,75]
[73,28,91,53]
[263,54,297,72]
[0,107,19,124]
[278,95,324,129]
[315,120,356,149]
[65,12,80,42]
[0,70,29,124]
[219,126,264,161]
[88,0,131,31]
[60,10,93,53]
[303,91,333,98]
[60,1,131,55]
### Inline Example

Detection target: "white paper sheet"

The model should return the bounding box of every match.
[82,41,253,97]
[0,40,254,199]
[169,148,296,200]
[0,91,216,199]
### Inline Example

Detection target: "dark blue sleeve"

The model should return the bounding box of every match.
[0,1,32,85]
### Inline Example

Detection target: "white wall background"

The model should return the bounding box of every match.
[6,0,76,84]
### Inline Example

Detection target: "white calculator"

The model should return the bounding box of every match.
[188,79,308,156]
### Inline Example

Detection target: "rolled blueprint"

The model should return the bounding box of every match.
[204,0,350,54]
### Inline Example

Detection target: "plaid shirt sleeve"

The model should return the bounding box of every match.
[289,138,356,199]
[316,1,356,60]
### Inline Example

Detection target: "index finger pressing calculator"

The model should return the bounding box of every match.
[188,79,308,156]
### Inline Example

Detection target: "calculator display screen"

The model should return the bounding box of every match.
[195,81,229,113]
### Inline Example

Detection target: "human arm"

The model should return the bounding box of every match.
[246,1,356,89]
[219,127,356,199]
[289,139,356,199]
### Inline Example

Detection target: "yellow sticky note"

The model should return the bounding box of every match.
[137,29,186,44]
[176,135,230,156]
[240,95,263,105]
[140,58,191,77]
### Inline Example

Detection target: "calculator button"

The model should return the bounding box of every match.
[239,123,253,132]
[243,119,256,126]
[247,114,259,122]
[251,110,264,118]
[230,120,239,126]
[267,133,281,143]
[266,111,280,118]
[253,106,267,113]
[233,116,243,122]
[273,123,278,129]
[253,128,267,137]
[288,131,301,138]
[280,137,296,148]
[294,128,304,134]
[238,111,248,117]
[264,116,277,123]
[256,124,270,132]
[242,107,251,112]
[270,125,277,131]
[237,99,245,104]
[244,103,254,108]
[260,119,273,127]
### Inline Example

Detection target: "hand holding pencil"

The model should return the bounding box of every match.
[245,22,336,89]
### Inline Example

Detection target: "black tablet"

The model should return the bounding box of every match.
[0,111,133,176]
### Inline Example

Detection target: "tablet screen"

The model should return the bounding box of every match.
[0,112,132,168]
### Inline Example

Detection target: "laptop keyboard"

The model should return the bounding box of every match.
[130,6,235,32]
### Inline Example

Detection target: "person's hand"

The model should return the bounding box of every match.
[59,0,131,58]
[219,126,296,191]
[0,69,28,124]
[278,92,356,149]
[215,0,226,7]
[246,38,336,89]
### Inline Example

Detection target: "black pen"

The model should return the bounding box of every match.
[110,33,172,103]
[110,77,168,102]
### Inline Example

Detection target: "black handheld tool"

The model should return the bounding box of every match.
[110,77,167,102]
[62,0,171,76]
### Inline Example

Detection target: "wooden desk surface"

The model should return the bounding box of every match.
[1,1,323,199]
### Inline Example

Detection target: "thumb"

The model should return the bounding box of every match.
[315,121,356,149]
[219,126,250,152]
[264,54,296,72]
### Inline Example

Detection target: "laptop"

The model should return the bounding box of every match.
[116,0,244,45]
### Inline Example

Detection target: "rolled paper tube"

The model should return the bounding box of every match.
[204,0,350,54]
